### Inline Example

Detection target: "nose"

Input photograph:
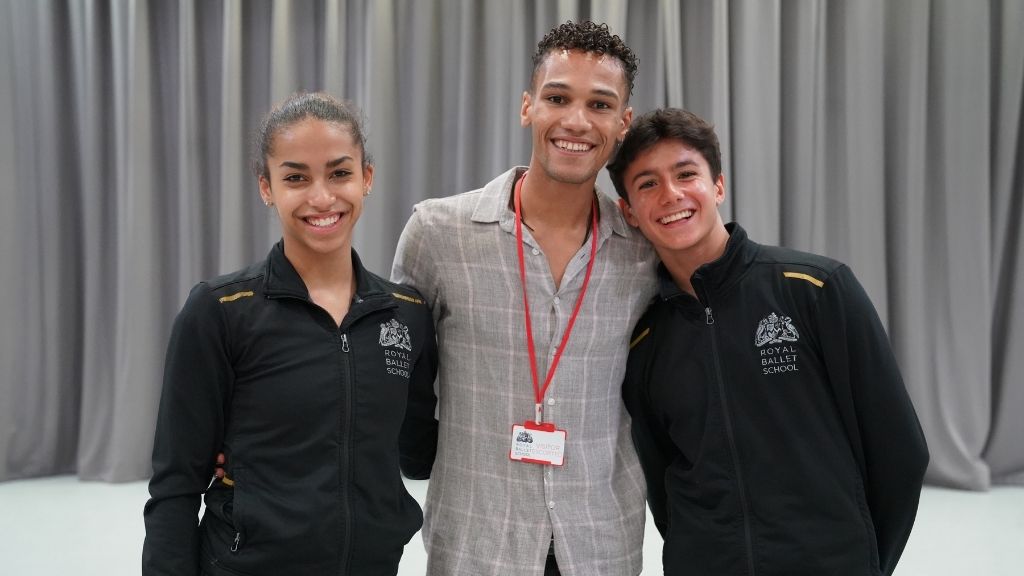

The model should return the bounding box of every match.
[562,102,592,132]
[661,180,686,204]
[307,179,335,209]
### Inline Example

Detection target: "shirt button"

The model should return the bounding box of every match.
[532,248,540,256]
[548,501,555,509]
[547,398,555,406]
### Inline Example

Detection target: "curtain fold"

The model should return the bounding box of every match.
[988,0,1024,485]
[0,0,18,481]
[0,0,1020,488]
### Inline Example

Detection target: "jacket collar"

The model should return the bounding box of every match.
[470,167,635,245]
[262,240,386,301]
[657,222,758,300]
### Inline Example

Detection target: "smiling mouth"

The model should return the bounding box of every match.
[553,139,593,153]
[658,209,694,224]
[305,213,341,228]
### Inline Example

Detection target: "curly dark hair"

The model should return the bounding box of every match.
[607,108,722,201]
[532,20,638,98]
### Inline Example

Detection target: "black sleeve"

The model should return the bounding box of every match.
[142,283,233,576]
[399,297,439,480]
[817,265,929,575]
[622,321,674,538]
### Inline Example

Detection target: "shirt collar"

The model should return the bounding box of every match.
[263,240,383,300]
[471,166,634,242]
[656,222,755,300]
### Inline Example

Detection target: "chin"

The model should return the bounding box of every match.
[542,163,596,185]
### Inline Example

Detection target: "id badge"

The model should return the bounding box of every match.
[509,421,566,466]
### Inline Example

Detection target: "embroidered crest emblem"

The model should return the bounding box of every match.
[755,312,800,347]
[516,431,534,443]
[379,319,412,351]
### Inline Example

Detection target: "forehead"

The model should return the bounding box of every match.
[271,118,358,154]
[275,118,352,142]
[533,48,628,99]
[627,139,710,175]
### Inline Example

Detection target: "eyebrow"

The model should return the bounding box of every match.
[278,156,353,170]
[630,159,699,185]
[541,81,621,100]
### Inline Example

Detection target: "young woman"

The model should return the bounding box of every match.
[143,92,438,576]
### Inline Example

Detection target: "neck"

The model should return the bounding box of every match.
[284,242,355,292]
[657,223,731,297]
[518,169,596,230]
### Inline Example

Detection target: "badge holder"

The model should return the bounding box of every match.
[510,419,567,466]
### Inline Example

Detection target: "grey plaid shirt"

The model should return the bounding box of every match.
[392,168,659,576]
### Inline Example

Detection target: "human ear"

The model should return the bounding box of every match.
[618,197,639,227]
[520,91,533,127]
[714,173,726,205]
[363,164,375,196]
[258,176,273,206]
[618,106,633,141]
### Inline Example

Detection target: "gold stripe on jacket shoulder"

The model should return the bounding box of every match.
[219,291,254,303]
[783,272,824,288]
[630,327,651,349]
[220,475,235,487]
[392,292,424,305]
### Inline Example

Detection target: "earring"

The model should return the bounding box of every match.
[264,199,273,207]
[363,188,371,197]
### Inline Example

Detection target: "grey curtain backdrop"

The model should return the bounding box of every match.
[0,0,1020,490]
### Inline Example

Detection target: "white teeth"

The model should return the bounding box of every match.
[554,139,592,152]
[307,214,340,227]
[659,210,694,224]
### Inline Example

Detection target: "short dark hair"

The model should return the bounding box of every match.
[532,20,637,99]
[607,108,722,201]
[252,91,372,181]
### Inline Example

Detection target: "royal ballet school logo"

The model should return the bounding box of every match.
[379,319,412,351]
[754,312,801,376]
[754,312,800,347]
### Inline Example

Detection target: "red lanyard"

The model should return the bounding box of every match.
[514,172,599,423]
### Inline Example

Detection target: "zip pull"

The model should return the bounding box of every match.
[231,532,241,552]
[340,333,350,352]
[705,307,714,325]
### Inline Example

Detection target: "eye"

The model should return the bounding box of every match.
[545,95,566,105]
[678,170,698,180]
[332,169,352,179]
[283,173,306,183]
[591,101,612,110]
[637,179,657,190]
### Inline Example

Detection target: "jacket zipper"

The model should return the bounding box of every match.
[334,296,393,575]
[267,292,394,573]
[698,279,756,576]
[338,330,353,575]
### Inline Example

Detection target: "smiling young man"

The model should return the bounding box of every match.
[392,21,658,576]
[608,108,930,576]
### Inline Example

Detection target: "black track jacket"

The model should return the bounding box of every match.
[624,224,928,576]
[143,242,438,576]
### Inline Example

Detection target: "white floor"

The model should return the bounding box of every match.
[0,476,1021,575]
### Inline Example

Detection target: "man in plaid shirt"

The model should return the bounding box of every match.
[394,21,658,576]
